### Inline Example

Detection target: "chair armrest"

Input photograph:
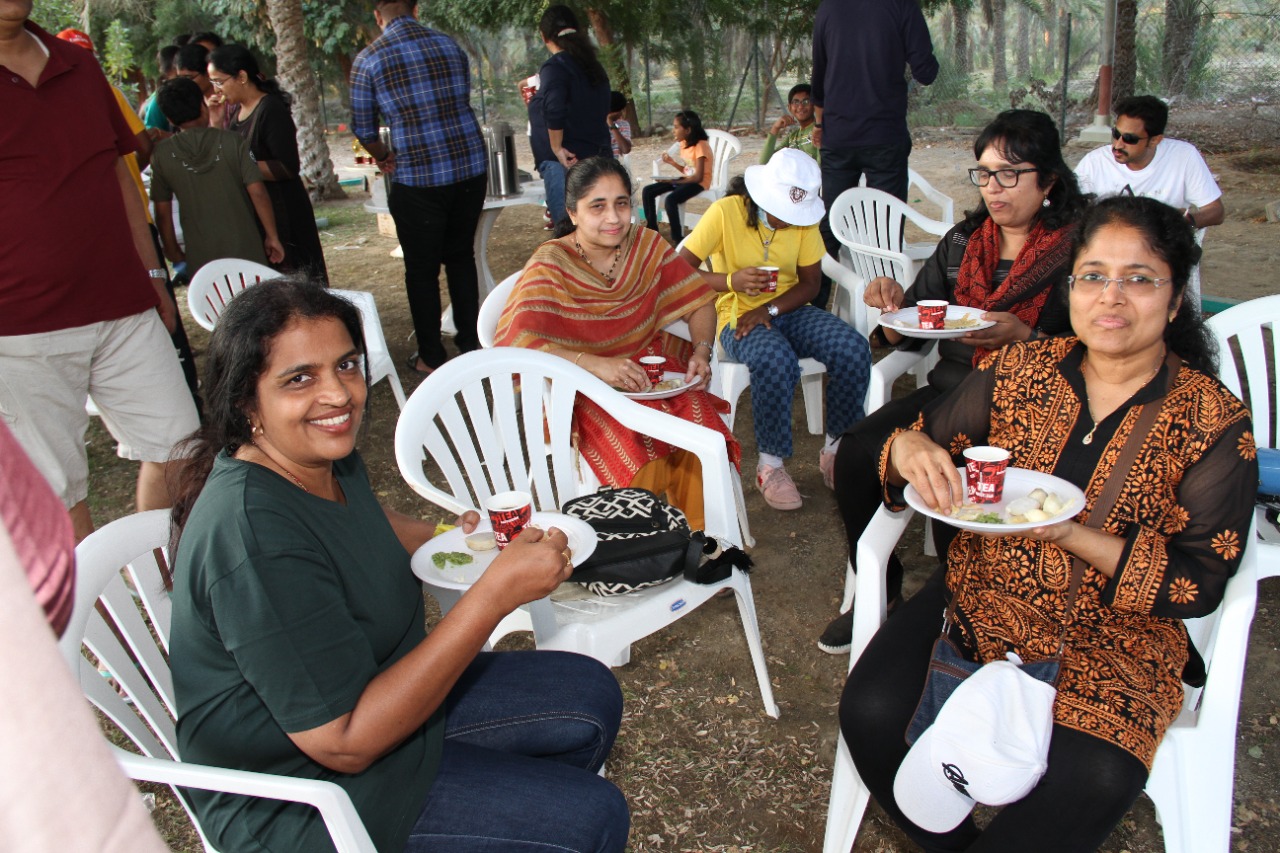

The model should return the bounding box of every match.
[113,746,378,853]
[850,506,913,667]
[822,254,870,335]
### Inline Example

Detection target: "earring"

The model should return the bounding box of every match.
[1042,197,1051,208]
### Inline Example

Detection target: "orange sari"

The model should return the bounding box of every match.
[495,226,741,529]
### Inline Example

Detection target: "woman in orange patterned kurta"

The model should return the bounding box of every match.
[840,196,1257,852]
[495,157,739,530]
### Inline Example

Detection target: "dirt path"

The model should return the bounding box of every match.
[94,122,1280,852]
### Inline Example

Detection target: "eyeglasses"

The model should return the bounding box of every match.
[1111,127,1148,145]
[967,167,1039,188]
[790,98,811,106]
[1067,272,1172,295]
[209,76,231,88]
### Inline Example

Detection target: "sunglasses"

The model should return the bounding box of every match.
[1111,127,1148,145]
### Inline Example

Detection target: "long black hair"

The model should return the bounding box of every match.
[964,109,1088,233]
[539,6,608,87]
[168,278,365,546]
[209,44,291,105]
[1071,195,1215,373]
[674,109,709,146]
[552,156,632,239]
[725,175,763,229]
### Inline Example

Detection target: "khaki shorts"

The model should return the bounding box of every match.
[0,311,200,507]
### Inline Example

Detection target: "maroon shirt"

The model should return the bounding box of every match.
[0,22,156,336]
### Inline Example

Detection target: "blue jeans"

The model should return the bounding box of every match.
[538,160,567,227]
[720,305,871,458]
[404,651,629,852]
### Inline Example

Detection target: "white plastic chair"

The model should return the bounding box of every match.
[394,347,779,718]
[1208,294,1280,579]
[186,258,407,409]
[649,129,742,232]
[822,505,1259,853]
[476,272,520,349]
[857,168,956,262]
[58,510,377,853]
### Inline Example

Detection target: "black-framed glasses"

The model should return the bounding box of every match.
[1067,272,1172,295]
[790,98,811,106]
[1111,127,1148,145]
[967,167,1039,188]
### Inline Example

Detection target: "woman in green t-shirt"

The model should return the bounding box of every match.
[167,279,629,853]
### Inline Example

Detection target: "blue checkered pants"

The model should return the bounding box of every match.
[720,305,871,458]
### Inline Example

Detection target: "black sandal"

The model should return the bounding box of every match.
[404,352,435,376]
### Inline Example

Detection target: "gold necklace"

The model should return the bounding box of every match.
[1080,349,1165,445]
[249,439,309,492]
[574,238,623,284]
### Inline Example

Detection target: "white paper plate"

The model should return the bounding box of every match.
[624,370,700,401]
[879,305,996,339]
[905,467,1087,533]
[411,512,598,590]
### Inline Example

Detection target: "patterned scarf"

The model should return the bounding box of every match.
[953,216,1074,365]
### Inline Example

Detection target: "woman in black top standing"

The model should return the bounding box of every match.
[209,45,329,284]
[528,5,612,229]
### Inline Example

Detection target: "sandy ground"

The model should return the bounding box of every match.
[91,117,1280,851]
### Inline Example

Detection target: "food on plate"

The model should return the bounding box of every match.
[947,488,1073,525]
[652,378,684,392]
[464,532,497,551]
[431,551,474,569]
[894,313,980,330]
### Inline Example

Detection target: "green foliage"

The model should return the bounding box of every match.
[102,20,134,87]
[28,0,81,34]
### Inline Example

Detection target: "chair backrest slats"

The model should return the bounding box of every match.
[1207,294,1280,451]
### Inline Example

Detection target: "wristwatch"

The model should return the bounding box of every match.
[766,303,780,318]
[148,268,167,280]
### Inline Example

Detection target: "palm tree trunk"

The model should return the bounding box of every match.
[1015,3,1030,79]
[264,0,343,201]
[1113,0,1138,102]
[991,0,1008,88]
[953,1,972,75]
[1162,0,1203,96]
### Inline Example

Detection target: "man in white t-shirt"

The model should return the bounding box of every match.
[1075,95,1224,230]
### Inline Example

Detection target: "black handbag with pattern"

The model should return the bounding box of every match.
[561,487,705,597]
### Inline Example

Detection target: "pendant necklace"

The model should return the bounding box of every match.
[574,238,622,284]
[757,213,776,262]
[249,439,309,492]
[1080,350,1164,445]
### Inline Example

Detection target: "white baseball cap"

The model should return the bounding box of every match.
[893,655,1055,833]
[743,148,825,227]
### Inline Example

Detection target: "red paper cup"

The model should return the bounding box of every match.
[485,490,532,550]
[917,300,948,330]
[759,266,779,293]
[963,447,1011,504]
[639,356,666,385]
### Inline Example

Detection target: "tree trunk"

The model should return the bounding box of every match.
[1113,0,1138,102]
[1043,0,1058,72]
[264,0,343,201]
[991,0,1007,88]
[1162,0,1203,96]
[585,9,640,135]
[953,1,971,75]
[1015,4,1030,79]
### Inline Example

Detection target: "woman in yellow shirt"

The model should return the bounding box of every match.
[680,149,871,511]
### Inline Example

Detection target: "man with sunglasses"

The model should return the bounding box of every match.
[1074,95,1223,230]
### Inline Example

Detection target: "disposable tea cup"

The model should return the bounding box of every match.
[638,356,666,385]
[963,446,1010,504]
[917,300,948,330]
[485,490,532,550]
[759,266,780,293]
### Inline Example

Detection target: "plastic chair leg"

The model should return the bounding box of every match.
[801,370,826,435]
[729,572,780,718]
[823,737,871,853]
[731,473,756,548]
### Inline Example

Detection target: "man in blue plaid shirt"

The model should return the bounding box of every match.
[351,0,487,374]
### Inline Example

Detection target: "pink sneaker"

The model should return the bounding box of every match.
[820,448,837,490]
[757,464,803,510]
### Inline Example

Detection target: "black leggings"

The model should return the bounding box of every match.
[839,575,1149,853]
[641,182,703,239]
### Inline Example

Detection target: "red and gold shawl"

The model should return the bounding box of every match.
[954,216,1074,365]
[495,226,740,485]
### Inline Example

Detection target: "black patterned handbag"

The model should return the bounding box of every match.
[561,487,705,597]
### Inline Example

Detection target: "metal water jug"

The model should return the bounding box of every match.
[482,122,520,198]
